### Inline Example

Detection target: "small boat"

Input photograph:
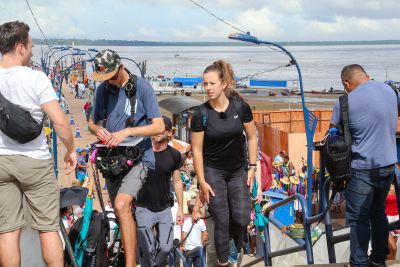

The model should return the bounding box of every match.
[268,91,276,96]
[281,89,290,96]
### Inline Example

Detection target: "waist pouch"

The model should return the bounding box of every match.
[0,92,44,144]
[95,146,143,180]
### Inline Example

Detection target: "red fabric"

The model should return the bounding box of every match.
[386,193,399,216]
[260,151,273,191]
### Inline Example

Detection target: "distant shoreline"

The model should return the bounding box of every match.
[33,39,400,47]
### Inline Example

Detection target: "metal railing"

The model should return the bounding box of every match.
[243,193,315,266]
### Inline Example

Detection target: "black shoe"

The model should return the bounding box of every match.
[368,259,387,267]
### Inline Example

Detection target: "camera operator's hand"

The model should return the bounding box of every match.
[96,127,111,143]
[107,128,130,147]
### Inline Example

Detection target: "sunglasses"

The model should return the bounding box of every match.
[108,66,121,81]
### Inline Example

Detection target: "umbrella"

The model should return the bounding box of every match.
[74,177,94,266]
[252,180,269,241]
[60,187,88,209]
[169,139,191,153]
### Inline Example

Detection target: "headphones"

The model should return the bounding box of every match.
[105,67,137,98]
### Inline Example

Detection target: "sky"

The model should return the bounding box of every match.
[2,0,400,42]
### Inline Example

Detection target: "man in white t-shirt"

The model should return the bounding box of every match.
[182,205,208,267]
[0,21,77,267]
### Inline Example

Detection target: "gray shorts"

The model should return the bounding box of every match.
[105,162,148,204]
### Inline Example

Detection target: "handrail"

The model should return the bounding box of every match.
[244,193,314,266]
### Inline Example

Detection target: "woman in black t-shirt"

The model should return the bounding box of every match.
[191,60,258,266]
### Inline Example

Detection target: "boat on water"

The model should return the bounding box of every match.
[308,89,345,95]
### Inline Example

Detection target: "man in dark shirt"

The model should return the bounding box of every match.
[135,116,184,267]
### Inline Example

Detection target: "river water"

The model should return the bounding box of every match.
[33,44,400,91]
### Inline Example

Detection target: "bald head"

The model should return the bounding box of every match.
[341,64,369,92]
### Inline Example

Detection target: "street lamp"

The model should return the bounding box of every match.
[121,57,146,78]
[228,33,318,216]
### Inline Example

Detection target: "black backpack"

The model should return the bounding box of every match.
[66,210,109,267]
[0,91,44,144]
[323,94,352,183]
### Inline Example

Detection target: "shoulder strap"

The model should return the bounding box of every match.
[391,87,400,113]
[199,102,208,129]
[128,74,138,117]
[339,94,351,146]
[231,97,244,123]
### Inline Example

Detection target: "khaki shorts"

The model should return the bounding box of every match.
[0,155,59,233]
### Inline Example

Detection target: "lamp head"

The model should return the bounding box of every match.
[228,32,259,44]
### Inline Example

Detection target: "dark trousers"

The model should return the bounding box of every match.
[346,164,394,267]
[204,165,251,262]
[186,246,203,267]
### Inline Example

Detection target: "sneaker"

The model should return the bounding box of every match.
[228,239,238,264]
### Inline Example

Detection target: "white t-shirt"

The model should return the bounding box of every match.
[182,217,206,250]
[0,66,57,159]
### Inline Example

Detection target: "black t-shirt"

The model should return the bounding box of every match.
[191,98,253,170]
[136,145,182,212]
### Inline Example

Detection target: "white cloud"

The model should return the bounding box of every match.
[171,29,191,39]
[1,0,400,41]
[138,27,156,37]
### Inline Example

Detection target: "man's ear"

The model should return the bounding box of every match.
[342,80,350,92]
[15,43,24,55]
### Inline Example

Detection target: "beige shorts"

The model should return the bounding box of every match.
[0,155,59,233]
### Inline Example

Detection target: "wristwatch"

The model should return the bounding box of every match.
[248,164,257,172]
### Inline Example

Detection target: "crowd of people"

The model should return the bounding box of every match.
[1,20,400,267]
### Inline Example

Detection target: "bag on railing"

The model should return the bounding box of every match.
[94,146,143,180]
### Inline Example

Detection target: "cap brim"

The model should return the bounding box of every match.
[92,67,119,81]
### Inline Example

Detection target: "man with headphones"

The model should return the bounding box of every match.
[89,49,164,267]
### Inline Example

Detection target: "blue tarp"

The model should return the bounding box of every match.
[249,79,287,88]
[173,77,203,86]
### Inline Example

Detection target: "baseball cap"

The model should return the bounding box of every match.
[76,148,82,153]
[162,116,173,131]
[92,49,121,81]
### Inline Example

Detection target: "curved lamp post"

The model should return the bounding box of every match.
[228,33,318,216]
[51,57,94,178]
[121,57,146,78]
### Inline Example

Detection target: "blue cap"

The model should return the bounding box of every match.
[76,148,82,153]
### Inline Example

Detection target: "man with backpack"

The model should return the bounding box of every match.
[330,64,398,267]
[89,49,164,266]
[0,21,77,267]
[135,116,184,267]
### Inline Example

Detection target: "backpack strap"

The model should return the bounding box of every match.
[199,102,209,129]
[392,87,400,114]
[339,94,351,146]
[231,97,244,123]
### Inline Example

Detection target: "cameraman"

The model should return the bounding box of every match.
[88,49,164,266]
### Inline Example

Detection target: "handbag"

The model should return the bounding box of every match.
[0,91,44,144]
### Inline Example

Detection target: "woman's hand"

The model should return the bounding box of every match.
[252,186,262,204]
[247,168,256,192]
[200,182,215,204]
